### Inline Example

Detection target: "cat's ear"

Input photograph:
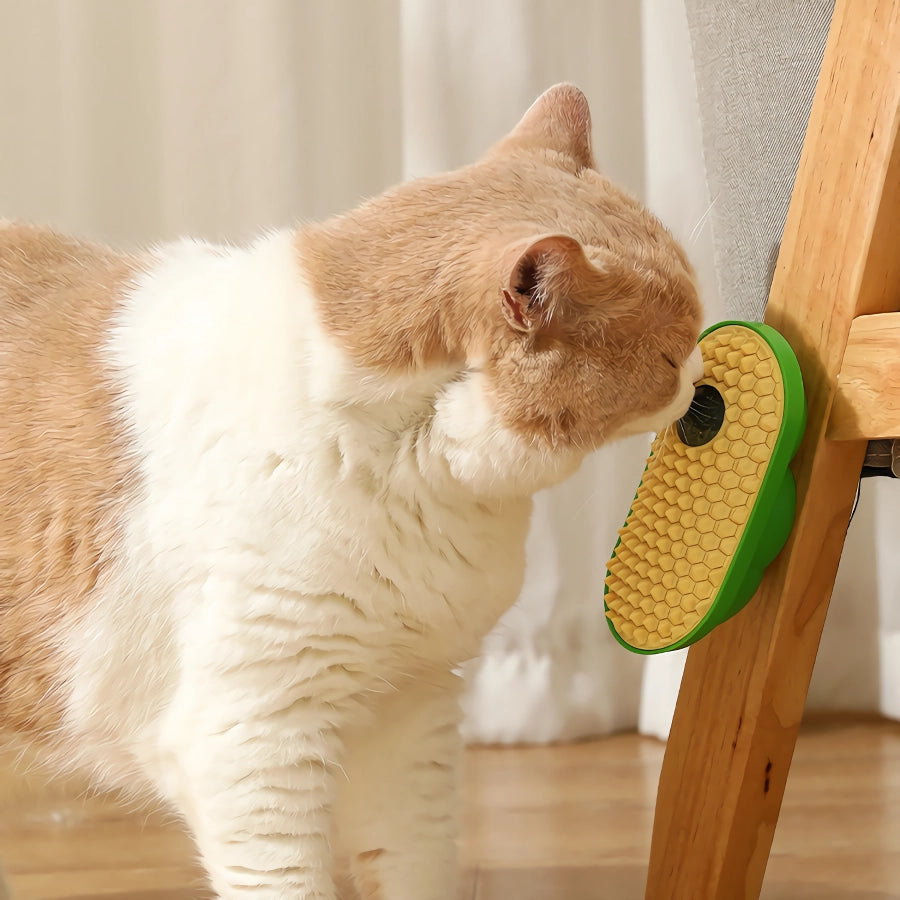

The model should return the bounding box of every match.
[500,234,595,334]
[489,83,594,171]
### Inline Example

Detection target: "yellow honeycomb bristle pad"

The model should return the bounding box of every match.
[604,322,805,654]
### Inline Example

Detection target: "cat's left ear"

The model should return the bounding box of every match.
[488,83,594,171]
[500,234,596,334]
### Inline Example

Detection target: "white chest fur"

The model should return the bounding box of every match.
[65,232,532,779]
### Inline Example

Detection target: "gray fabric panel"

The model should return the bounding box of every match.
[685,0,834,320]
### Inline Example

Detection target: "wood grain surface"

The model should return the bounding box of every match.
[829,313,900,440]
[1,717,899,899]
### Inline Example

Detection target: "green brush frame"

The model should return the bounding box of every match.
[605,321,807,654]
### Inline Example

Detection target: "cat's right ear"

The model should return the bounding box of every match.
[487,83,594,171]
[500,234,597,335]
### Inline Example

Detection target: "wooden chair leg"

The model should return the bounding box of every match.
[645,2,900,898]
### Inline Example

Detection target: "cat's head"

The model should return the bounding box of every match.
[302,84,702,495]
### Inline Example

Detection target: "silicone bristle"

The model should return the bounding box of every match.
[605,325,785,651]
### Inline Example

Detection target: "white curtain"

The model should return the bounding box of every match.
[2,0,896,743]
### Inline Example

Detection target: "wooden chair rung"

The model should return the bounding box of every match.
[829,312,900,440]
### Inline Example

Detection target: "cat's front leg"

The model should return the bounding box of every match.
[336,670,463,900]
[155,589,368,900]
[164,690,347,900]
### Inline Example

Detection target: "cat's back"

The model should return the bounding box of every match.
[0,222,139,735]
[0,222,136,328]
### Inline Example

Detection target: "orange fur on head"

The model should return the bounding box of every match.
[298,83,702,452]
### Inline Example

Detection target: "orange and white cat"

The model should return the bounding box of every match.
[0,85,701,899]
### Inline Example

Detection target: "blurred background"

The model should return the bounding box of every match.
[2,0,897,745]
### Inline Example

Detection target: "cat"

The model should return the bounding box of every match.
[0,84,701,899]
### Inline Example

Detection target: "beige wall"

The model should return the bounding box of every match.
[1,1,404,246]
[1,1,644,249]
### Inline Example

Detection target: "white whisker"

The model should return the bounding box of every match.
[688,194,718,245]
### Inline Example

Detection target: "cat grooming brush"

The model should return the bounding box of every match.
[605,321,806,654]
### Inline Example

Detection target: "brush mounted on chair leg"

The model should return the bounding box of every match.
[605,321,806,653]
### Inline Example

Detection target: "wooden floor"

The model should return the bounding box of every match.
[1,716,899,899]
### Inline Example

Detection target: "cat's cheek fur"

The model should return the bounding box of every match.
[429,370,583,495]
[609,346,703,441]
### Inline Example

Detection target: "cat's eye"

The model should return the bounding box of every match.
[663,353,679,370]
